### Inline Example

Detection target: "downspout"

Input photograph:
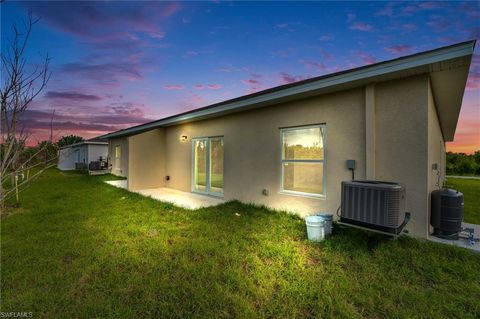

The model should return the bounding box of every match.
[365,84,376,180]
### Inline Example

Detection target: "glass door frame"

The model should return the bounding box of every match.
[191,136,224,197]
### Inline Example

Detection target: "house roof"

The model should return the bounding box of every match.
[101,40,475,141]
[59,139,108,150]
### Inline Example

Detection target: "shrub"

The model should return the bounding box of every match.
[446,151,480,176]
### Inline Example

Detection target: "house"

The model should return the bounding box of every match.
[58,139,108,171]
[102,41,475,238]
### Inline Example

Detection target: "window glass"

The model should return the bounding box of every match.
[209,138,224,193]
[194,140,207,191]
[282,127,323,160]
[115,145,121,158]
[283,162,323,194]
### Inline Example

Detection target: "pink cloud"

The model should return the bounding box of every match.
[352,51,377,65]
[384,44,413,55]
[320,50,333,61]
[25,2,177,44]
[242,79,261,85]
[107,102,148,117]
[193,84,222,90]
[303,61,327,72]
[279,72,309,84]
[177,94,205,111]
[163,84,184,90]
[20,102,154,145]
[466,73,480,90]
[349,22,374,32]
[241,78,263,94]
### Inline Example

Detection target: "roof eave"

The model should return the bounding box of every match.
[59,141,108,149]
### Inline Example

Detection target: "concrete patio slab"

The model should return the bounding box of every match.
[136,187,225,209]
[428,222,480,253]
[104,180,224,209]
[105,180,128,189]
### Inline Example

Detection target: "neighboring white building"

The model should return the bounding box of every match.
[57,140,108,171]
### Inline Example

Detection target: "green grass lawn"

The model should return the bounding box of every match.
[1,169,479,318]
[444,177,480,224]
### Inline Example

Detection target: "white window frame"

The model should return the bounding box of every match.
[280,124,326,198]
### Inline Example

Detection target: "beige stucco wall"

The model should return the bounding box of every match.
[109,74,443,238]
[128,129,166,190]
[427,79,446,233]
[165,88,367,216]
[375,75,430,237]
[108,137,128,177]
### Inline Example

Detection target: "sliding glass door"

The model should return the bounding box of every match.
[193,137,224,196]
[209,137,224,194]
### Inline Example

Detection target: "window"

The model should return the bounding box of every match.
[192,137,224,196]
[114,145,121,170]
[281,125,325,197]
[115,145,121,159]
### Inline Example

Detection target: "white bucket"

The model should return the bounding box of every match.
[305,216,326,242]
[315,213,333,236]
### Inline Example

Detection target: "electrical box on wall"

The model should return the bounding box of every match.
[346,160,356,170]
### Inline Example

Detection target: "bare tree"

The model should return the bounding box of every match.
[0,14,54,209]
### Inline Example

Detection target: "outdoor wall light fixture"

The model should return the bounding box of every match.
[181,135,188,142]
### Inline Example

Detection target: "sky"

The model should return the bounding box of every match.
[1,1,479,153]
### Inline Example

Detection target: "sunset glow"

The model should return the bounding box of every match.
[1,1,478,153]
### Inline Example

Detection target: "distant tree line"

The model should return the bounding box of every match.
[20,135,84,165]
[446,151,480,176]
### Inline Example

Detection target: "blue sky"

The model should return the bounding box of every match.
[1,1,479,152]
